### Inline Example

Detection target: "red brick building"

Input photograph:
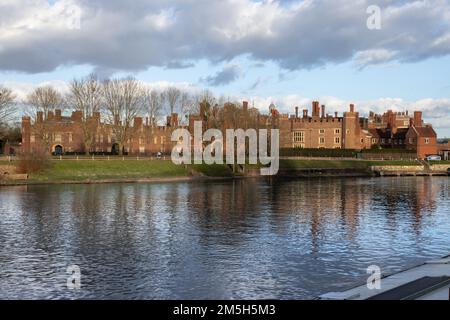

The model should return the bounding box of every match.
[20,101,438,159]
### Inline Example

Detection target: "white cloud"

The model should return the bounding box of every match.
[1,0,450,73]
[3,78,450,136]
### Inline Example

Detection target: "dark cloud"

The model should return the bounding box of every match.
[200,65,241,86]
[165,61,195,69]
[0,0,450,73]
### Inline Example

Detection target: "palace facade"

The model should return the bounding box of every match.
[20,101,438,159]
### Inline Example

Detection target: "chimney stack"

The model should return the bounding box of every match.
[243,101,248,112]
[37,111,44,123]
[312,101,320,117]
[321,105,326,118]
[413,111,423,127]
[295,107,299,118]
[303,109,308,118]
[350,104,355,113]
[55,109,62,121]
[335,111,338,118]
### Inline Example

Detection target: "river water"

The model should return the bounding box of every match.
[0,177,449,299]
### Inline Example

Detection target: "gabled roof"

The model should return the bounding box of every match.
[411,126,437,138]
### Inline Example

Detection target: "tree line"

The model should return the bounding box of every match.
[0,74,241,155]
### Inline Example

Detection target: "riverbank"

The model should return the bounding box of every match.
[1,159,449,186]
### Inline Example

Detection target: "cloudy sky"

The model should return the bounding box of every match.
[1,0,450,136]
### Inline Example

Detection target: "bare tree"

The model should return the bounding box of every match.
[0,86,16,126]
[143,88,164,126]
[26,86,63,152]
[102,77,144,156]
[179,91,193,124]
[164,86,181,114]
[67,74,102,155]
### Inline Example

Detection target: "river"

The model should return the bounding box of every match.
[0,177,449,299]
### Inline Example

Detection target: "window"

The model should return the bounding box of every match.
[425,138,430,144]
[335,129,340,135]
[30,135,35,143]
[154,137,158,144]
[68,133,73,143]
[108,135,111,144]
[54,134,62,143]
[319,129,325,134]
[381,138,385,144]
[335,137,340,144]
[319,137,325,144]
[100,135,104,143]
[139,137,145,145]
[161,136,165,144]
[293,131,305,143]
[372,138,377,144]
[361,138,364,143]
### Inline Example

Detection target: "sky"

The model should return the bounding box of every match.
[1,0,450,136]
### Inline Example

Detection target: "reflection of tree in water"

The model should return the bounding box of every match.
[371,178,438,234]
[186,179,264,247]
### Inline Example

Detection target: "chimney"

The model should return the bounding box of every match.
[414,111,423,127]
[171,113,179,127]
[37,111,44,123]
[47,111,54,121]
[295,107,299,118]
[303,109,308,118]
[134,117,143,127]
[243,101,248,112]
[321,105,326,118]
[312,101,320,117]
[55,109,62,121]
[350,104,355,113]
[335,112,338,118]
[145,117,149,126]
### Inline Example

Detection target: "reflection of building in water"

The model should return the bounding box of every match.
[372,178,438,233]
[268,179,374,252]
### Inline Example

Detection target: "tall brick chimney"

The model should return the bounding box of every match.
[55,109,62,121]
[350,104,355,113]
[37,111,44,123]
[335,112,338,118]
[243,101,248,112]
[171,113,179,127]
[312,101,320,117]
[303,109,308,118]
[134,117,143,127]
[414,111,423,127]
[295,107,299,118]
[321,105,326,118]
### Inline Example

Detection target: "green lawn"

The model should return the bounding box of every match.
[2,158,431,183]
[429,161,450,165]
[30,160,189,182]
[192,163,233,177]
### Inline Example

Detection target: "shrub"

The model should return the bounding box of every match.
[16,148,52,174]
[280,148,357,158]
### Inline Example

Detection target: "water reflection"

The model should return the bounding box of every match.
[0,177,449,299]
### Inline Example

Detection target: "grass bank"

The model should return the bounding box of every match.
[0,158,437,186]
[30,160,189,182]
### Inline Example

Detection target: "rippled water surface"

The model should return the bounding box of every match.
[1,177,450,299]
